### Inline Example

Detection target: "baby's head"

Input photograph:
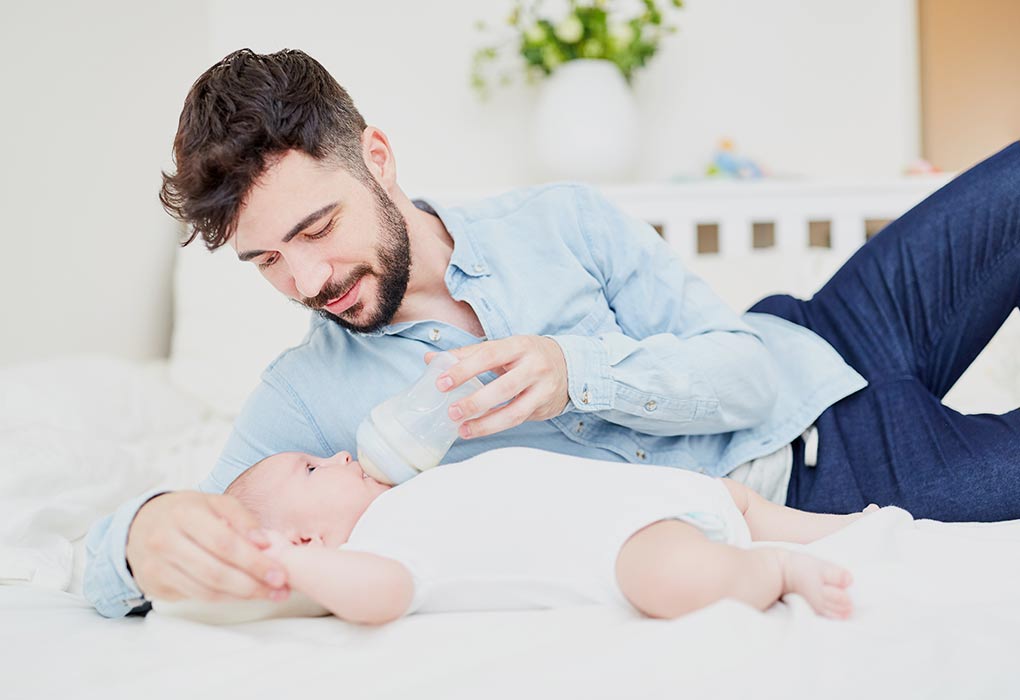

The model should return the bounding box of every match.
[226,450,390,547]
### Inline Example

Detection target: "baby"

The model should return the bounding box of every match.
[226,446,876,625]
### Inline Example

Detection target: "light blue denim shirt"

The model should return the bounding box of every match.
[84,182,866,617]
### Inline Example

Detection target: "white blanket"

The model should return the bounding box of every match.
[3,358,1020,699]
[4,507,1020,699]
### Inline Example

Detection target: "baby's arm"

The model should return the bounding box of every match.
[264,532,413,625]
[721,478,874,543]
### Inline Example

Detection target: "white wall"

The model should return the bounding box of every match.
[0,0,919,366]
[0,1,210,366]
[206,0,920,192]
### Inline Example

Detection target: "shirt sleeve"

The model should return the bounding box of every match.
[548,185,780,436]
[82,367,331,618]
[82,489,168,618]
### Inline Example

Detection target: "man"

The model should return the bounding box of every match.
[85,49,1020,618]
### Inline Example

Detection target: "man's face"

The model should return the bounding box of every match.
[231,150,411,333]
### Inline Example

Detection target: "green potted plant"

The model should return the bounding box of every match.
[472,0,684,97]
[472,1,684,182]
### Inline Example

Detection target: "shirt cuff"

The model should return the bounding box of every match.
[547,334,615,412]
[84,489,169,618]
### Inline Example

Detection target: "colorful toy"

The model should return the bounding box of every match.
[705,139,766,179]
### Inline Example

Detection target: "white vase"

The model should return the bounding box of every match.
[532,59,640,183]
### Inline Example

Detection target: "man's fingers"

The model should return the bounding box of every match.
[437,339,518,390]
[156,558,239,603]
[182,501,288,592]
[175,526,280,600]
[206,493,263,539]
[450,368,528,422]
[460,390,539,439]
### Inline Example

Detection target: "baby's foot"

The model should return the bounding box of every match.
[774,549,854,620]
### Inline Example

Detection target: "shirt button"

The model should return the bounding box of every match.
[644,400,657,412]
[473,264,485,273]
[429,328,441,342]
[698,467,705,474]
[636,449,647,460]
[575,421,585,434]
[580,391,591,404]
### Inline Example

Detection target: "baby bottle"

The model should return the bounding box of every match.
[356,351,483,485]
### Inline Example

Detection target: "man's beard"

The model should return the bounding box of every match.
[303,181,411,334]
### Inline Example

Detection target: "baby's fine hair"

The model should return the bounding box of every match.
[224,456,275,522]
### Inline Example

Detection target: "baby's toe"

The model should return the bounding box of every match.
[822,586,853,619]
[822,565,853,588]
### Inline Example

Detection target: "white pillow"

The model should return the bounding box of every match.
[169,242,313,417]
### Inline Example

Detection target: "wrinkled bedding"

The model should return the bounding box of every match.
[3,357,1020,699]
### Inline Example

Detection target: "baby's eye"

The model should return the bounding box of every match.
[306,464,317,474]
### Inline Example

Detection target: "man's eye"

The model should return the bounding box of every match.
[305,219,336,240]
[257,254,278,270]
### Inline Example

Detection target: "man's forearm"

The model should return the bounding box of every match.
[275,546,413,625]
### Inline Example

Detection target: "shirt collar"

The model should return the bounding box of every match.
[413,197,491,278]
[356,197,490,338]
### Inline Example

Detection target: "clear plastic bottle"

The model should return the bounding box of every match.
[356,352,483,485]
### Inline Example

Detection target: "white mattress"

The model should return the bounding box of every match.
[4,358,1020,699]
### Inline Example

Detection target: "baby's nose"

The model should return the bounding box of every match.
[332,451,353,465]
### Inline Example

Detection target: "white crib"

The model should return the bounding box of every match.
[601,175,953,257]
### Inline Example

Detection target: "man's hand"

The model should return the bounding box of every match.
[126,491,290,604]
[426,335,569,439]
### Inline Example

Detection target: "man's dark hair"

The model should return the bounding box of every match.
[159,48,369,250]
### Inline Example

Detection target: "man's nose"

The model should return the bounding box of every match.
[290,251,332,299]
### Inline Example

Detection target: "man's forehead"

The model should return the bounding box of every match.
[231,153,353,248]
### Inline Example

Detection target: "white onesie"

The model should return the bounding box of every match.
[341,447,752,614]
[153,447,752,623]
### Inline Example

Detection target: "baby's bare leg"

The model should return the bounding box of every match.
[722,478,877,544]
[616,520,854,619]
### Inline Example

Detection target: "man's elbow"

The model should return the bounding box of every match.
[746,353,779,417]
[719,345,779,430]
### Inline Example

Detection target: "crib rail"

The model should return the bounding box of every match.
[601,176,954,258]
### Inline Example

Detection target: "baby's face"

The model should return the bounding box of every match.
[255,450,390,547]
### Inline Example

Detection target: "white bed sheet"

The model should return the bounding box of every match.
[5,508,1020,699]
[4,352,1020,699]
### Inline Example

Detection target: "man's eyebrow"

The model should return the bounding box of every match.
[237,201,339,261]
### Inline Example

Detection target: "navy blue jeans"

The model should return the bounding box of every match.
[750,141,1020,521]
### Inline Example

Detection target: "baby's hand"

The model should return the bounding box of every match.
[259,529,294,562]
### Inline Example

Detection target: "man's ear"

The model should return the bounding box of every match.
[361,126,397,191]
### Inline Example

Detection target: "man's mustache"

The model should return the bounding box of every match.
[302,264,372,310]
